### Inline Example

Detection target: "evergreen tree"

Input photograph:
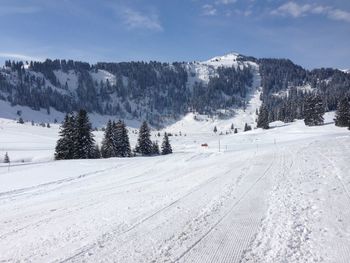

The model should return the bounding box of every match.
[113,120,131,157]
[136,121,153,156]
[55,114,75,160]
[4,152,10,163]
[334,97,350,127]
[230,123,234,130]
[244,123,252,132]
[257,104,269,129]
[304,94,325,126]
[234,128,238,134]
[121,122,131,157]
[213,126,217,133]
[152,141,160,155]
[101,120,115,158]
[161,133,172,155]
[73,109,95,159]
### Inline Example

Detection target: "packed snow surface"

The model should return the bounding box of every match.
[0,110,350,262]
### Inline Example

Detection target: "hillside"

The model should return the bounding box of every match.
[0,53,258,127]
[1,52,349,127]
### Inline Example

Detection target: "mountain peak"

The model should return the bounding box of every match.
[204,52,240,64]
[200,51,258,70]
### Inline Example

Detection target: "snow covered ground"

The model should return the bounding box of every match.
[1,109,350,262]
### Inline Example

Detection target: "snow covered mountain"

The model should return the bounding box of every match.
[0,52,259,127]
[0,52,349,127]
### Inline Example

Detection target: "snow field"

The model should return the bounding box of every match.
[0,111,350,262]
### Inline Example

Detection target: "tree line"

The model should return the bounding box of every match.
[1,58,255,127]
[259,58,350,124]
[256,93,350,129]
[54,110,172,160]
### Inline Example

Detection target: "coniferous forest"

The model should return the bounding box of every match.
[1,55,350,127]
[55,111,172,160]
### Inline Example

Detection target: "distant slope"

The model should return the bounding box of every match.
[0,53,349,127]
[0,53,258,127]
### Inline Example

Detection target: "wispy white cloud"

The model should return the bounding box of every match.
[121,8,163,31]
[271,2,350,23]
[202,4,217,16]
[327,9,350,23]
[271,2,312,17]
[0,52,43,61]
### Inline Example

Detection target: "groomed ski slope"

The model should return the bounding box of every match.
[1,110,350,263]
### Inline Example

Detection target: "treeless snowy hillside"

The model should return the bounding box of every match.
[0,110,350,262]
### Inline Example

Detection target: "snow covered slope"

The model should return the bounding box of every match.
[1,111,350,262]
[0,52,260,127]
[203,52,257,69]
[185,52,258,84]
[165,87,262,135]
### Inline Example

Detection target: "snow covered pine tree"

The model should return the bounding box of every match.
[161,132,172,155]
[101,120,116,158]
[334,97,350,127]
[55,114,75,160]
[113,120,131,157]
[304,94,324,126]
[257,104,269,129]
[136,121,153,156]
[72,110,95,159]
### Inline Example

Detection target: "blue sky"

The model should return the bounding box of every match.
[0,0,349,69]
